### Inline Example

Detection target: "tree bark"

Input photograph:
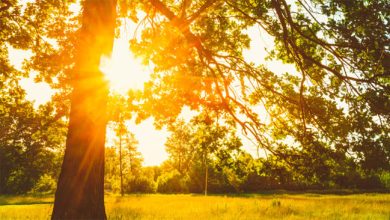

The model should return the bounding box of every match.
[204,148,208,196]
[119,122,123,196]
[52,0,116,219]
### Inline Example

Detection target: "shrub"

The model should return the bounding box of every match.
[124,175,157,193]
[157,171,189,193]
[30,174,57,194]
[379,171,390,189]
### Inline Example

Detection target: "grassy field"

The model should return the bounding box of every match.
[0,193,389,219]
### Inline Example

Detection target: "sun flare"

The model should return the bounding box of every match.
[100,24,151,94]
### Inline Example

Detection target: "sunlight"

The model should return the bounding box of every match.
[100,21,151,94]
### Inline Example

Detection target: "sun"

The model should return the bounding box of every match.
[100,22,151,94]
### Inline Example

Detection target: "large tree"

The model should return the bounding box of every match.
[51,0,117,219]
[53,0,388,214]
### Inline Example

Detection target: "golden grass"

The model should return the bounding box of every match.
[0,194,389,219]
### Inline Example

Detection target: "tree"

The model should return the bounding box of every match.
[106,92,143,194]
[0,80,66,194]
[105,124,143,194]
[164,113,242,194]
[165,120,195,174]
[111,95,128,196]
[1,0,68,195]
[131,0,389,179]
[51,0,117,219]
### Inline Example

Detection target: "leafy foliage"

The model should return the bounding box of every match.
[129,0,389,178]
[0,80,66,194]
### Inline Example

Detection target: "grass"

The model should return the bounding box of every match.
[0,193,389,219]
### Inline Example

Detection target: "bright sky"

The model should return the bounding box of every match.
[7,7,296,166]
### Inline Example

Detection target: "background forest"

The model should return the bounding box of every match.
[1,0,390,197]
[1,91,389,194]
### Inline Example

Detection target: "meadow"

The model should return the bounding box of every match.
[0,193,389,219]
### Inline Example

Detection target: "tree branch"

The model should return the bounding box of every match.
[0,0,11,12]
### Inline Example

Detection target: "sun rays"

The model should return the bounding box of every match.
[100,21,151,94]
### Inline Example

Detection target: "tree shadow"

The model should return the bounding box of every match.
[0,201,53,206]
[0,195,53,206]
[189,189,390,198]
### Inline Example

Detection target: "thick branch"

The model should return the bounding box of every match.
[0,0,11,12]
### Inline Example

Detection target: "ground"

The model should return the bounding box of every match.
[0,193,389,219]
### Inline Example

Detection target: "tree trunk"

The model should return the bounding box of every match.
[52,0,116,219]
[119,124,123,196]
[204,148,208,196]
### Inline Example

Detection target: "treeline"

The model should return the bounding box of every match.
[105,157,390,194]
[104,114,390,194]
[1,90,389,194]
[104,154,390,194]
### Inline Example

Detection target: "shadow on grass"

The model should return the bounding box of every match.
[189,189,390,198]
[0,194,53,206]
[0,201,53,206]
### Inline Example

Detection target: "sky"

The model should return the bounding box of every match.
[7,5,296,166]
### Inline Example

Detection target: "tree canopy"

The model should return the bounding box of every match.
[130,0,389,174]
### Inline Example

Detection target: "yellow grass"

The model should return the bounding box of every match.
[0,194,389,219]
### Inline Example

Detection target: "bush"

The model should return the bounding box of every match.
[379,171,390,189]
[30,174,57,194]
[241,173,280,192]
[124,175,157,193]
[157,171,189,193]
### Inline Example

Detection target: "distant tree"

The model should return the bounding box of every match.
[164,113,242,194]
[104,129,144,194]
[107,93,143,194]
[165,120,195,174]
[104,146,119,192]
[0,81,66,194]
[125,132,143,176]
